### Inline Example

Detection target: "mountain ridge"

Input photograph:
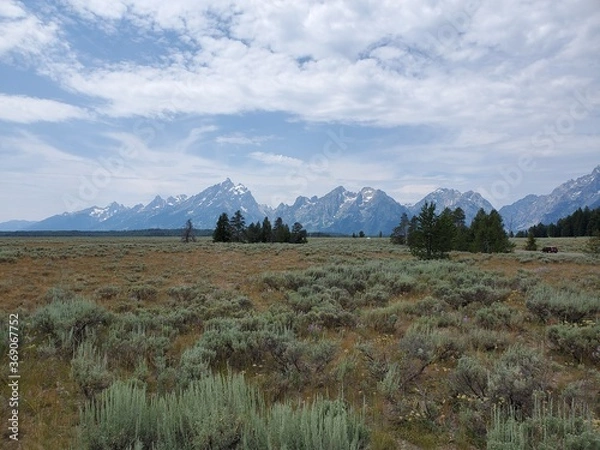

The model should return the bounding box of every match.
[4,164,599,234]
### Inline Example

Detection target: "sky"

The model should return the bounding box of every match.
[0,0,599,222]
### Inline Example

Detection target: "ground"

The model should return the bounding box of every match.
[0,236,598,449]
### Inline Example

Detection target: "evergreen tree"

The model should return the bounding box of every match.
[470,209,490,253]
[246,221,262,243]
[390,212,411,244]
[359,231,365,238]
[213,213,232,242]
[451,207,469,251]
[534,206,600,238]
[469,209,513,253]
[407,202,452,259]
[229,210,247,242]
[435,208,456,255]
[290,222,308,244]
[525,230,537,251]
[261,217,272,243]
[273,217,291,243]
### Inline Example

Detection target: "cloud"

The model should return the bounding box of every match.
[19,0,593,136]
[1,1,599,221]
[0,1,61,58]
[248,151,302,167]
[0,94,90,123]
[216,133,275,146]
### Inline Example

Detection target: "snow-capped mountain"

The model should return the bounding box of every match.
[409,188,494,224]
[5,165,598,234]
[26,179,268,231]
[27,202,130,231]
[499,165,600,231]
[273,186,409,235]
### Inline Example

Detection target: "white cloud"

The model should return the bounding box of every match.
[216,133,275,146]
[248,151,302,167]
[1,0,599,221]
[20,0,593,137]
[0,1,26,19]
[0,94,89,123]
[0,1,61,57]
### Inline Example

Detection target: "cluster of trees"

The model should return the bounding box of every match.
[517,206,600,238]
[213,211,307,244]
[391,203,513,259]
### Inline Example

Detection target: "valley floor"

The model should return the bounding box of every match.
[0,236,598,449]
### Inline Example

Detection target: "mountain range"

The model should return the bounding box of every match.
[3,165,599,235]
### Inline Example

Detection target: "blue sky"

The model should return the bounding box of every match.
[0,0,599,222]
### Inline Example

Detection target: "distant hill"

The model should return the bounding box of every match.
[499,165,600,232]
[2,164,598,235]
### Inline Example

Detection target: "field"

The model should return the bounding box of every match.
[0,236,599,449]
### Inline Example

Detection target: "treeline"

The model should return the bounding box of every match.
[391,203,513,259]
[213,211,307,244]
[516,206,600,238]
[0,229,214,238]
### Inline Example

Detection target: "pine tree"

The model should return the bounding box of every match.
[407,202,453,259]
[213,213,231,242]
[273,217,291,243]
[229,210,247,242]
[390,212,410,244]
[451,207,469,251]
[246,221,262,243]
[469,209,513,253]
[261,217,272,243]
[290,222,308,244]
[435,208,456,255]
[525,230,537,251]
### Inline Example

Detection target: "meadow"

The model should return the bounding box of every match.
[0,236,598,449]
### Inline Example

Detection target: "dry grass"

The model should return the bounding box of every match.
[0,236,597,449]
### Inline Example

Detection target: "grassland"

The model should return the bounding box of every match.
[0,236,598,449]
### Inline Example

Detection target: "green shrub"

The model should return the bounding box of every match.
[488,345,548,414]
[105,322,172,370]
[475,303,522,330]
[128,284,158,301]
[0,250,20,263]
[526,285,600,323]
[466,327,510,352]
[437,283,511,309]
[547,323,600,364]
[360,303,404,333]
[77,372,369,450]
[179,345,214,386]
[397,326,463,388]
[71,340,113,399]
[450,355,488,401]
[166,285,200,302]
[30,296,111,355]
[488,398,600,449]
[401,296,450,317]
[262,399,369,450]
[41,286,76,303]
[95,285,120,299]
